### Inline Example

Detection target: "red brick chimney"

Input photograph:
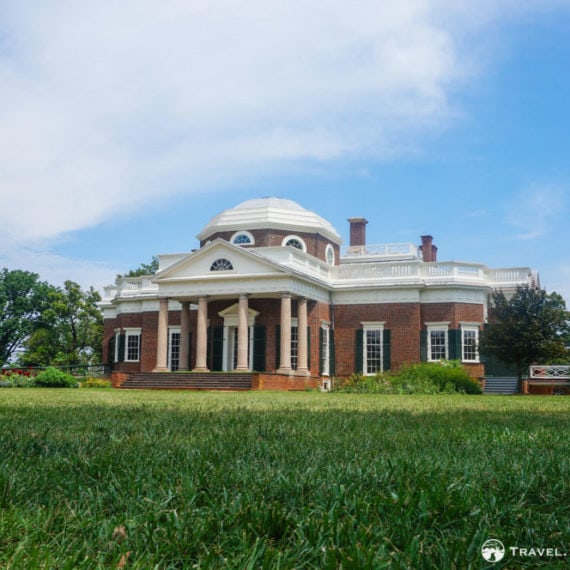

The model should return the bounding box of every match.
[348,218,368,247]
[420,235,438,262]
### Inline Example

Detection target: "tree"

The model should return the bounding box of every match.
[479,285,570,384]
[119,256,159,278]
[0,268,53,365]
[20,281,103,367]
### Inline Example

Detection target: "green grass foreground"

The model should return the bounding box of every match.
[0,391,568,569]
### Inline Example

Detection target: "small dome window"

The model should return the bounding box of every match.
[282,235,306,252]
[210,258,234,271]
[326,244,335,266]
[231,231,255,246]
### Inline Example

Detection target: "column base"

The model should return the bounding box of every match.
[295,368,311,377]
[235,366,251,372]
[153,366,170,373]
[277,367,293,375]
[193,367,210,373]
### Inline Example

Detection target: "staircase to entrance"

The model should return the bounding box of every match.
[119,372,253,390]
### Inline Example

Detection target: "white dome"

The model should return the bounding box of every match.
[197,197,342,243]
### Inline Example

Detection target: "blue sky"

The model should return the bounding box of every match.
[1,1,569,301]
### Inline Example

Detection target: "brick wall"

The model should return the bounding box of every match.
[201,229,340,265]
[105,299,486,379]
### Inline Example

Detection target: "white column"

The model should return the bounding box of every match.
[277,293,292,374]
[153,298,169,372]
[297,298,309,375]
[235,294,250,371]
[194,296,209,372]
[179,301,190,370]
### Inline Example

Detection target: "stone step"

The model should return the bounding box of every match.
[120,372,254,391]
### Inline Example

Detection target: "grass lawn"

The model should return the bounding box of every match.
[0,390,568,569]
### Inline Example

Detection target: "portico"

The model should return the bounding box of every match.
[152,289,313,375]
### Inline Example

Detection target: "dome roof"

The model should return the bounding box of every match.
[197,197,342,243]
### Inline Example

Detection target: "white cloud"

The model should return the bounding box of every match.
[0,0,461,246]
[0,0,567,254]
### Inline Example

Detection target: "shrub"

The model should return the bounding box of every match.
[333,361,482,395]
[80,377,111,389]
[32,367,79,388]
[392,361,482,395]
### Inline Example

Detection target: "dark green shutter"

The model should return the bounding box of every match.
[383,329,391,371]
[253,326,266,372]
[186,332,192,370]
[355,329,364,374]
[208,326,224,371]
[275,324,281,370]
[118,334,125,363]
[420,330,428,362]
[330,329,335,376]
[306,327,311,373]
[108,336,115,367]
[448,329,461,361]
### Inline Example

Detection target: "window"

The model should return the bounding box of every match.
[169,329,181,371]
[210,258,234,271]
[426,323,449,361]
[231,231,254,246]
[325,244,335,266]
[290,326,298,370]
[362,322,384,375]
[282,235,307,252]
[461,325,479,362]
[321,323,330,376]
[125,329,141,362]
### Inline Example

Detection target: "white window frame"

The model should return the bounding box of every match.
[426,322,449,362]
[460,323,480,363]
[114,328,121,363]
[282,235,307,252]
[325,244,335,266]
[362,321,385,375]
[124,328,142,362]
[168,327,181,371]
[321,322,331,376]
[230,230,255,246]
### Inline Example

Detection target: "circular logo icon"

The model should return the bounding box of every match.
[482,539,506,563]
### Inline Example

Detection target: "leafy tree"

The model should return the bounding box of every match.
[479,285,570,384]
[20,281,103,367]
[119,256,159,278]
[0,268,53,365]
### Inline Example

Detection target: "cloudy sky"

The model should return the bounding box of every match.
[1,1,569,300]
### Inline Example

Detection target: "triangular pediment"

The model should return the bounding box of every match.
[154,239,290,282]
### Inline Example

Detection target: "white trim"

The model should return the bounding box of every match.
[426,324,448,362]
[168,327,181,371]
[362,322,385,375]
[325,244,335,266]
[124,328,142,362]
[230,230,255,246]
[321,322,331,377]
[460,324,480,363]
[282,235,307,252]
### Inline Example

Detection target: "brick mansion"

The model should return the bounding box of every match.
[100,197,536,389]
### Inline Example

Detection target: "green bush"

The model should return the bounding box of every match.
[32,367,79,388]
[80,377,112,389]
[391,361,482,395]
[334,361,482,395]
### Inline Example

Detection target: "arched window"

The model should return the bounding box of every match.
[210,258,234,271]
[325,244,335,266]
[230,231,255,246]
[282,235,306,252]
